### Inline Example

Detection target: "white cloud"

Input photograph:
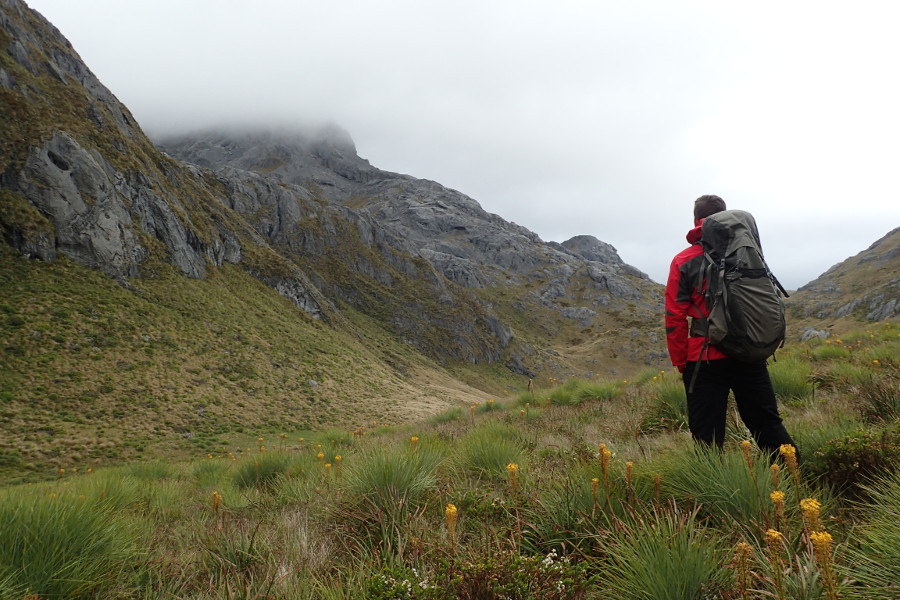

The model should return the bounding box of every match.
[25,0,900,289]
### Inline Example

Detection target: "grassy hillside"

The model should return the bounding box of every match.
[0,245,511,480]
[0,321,897,598]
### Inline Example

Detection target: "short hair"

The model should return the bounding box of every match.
[694,195,726,222]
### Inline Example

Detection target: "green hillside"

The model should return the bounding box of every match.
[0,245,509,479]
[1,322,898,598]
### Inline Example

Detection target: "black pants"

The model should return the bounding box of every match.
[682,358,796,455]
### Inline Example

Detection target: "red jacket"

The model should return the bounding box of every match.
[665,221,728,372]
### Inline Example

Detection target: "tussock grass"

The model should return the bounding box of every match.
[0,321,897,598]
[0,488,147,599]
[770,356,815,402]
[597,505,732,599]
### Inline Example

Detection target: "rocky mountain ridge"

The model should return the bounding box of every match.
[788,226,899,326]
[1,0,664,385]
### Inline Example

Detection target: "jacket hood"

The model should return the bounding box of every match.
[686,221,703,244]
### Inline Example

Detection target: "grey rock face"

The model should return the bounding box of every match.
[15,132,145,278]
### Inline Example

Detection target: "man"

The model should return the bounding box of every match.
[665,195,797,455]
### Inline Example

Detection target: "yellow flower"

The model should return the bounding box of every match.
[810,530,832,549]
[211,490,222,514]
[334,455,342,463]
[316,451,325,461]
[766,529,783,543]
[779,444,795,458]
[770,491,785,504]
[506,463,520,491]
[445,503,459,549]
[410,436,419,449]
[800,498,821,512]
[445,503,458,520]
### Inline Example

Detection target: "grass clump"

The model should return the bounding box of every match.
[233,451,294,490]
[770,357,815,402]
[640,375,688,433]
[456,422,526,480]
[0,489,146,599]
[597,506,731,599]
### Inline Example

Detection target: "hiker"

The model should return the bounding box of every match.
[664,194,798,457]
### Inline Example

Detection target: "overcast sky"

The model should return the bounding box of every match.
[26,0,900,289]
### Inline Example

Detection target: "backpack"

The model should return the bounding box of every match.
[695,209,789,363]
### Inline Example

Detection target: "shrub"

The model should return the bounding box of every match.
[806,426,900,498]
[440,549,598,600]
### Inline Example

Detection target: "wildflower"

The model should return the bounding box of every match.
[811,531,838,600]
[211,490,222,514]
[740,440,753,469]
[507,463,520,491]
[735,541,753,600]
[316,451,325,461]
[873,359,880,365]
[780,444,801,490]
[599,445,612,485]
[801,497,823,533]
[206,454,212,460]
[87,468,93,474]
[591,477,600,508]
[410,435,419,450]
[334,455,342,463]
[765,528,787,599]
[771,491,786,529]
[770,463,781,490]
[445,503,458,549]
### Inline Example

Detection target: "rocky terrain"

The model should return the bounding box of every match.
[787,227,899,334]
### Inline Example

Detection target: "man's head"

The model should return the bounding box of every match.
[694,195,726,225]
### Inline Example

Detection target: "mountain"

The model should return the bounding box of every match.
[0,0,665,475]
[787,227,899,333]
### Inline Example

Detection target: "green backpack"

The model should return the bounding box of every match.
[696,209,789,363]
